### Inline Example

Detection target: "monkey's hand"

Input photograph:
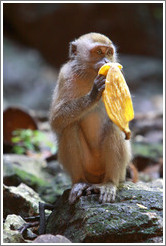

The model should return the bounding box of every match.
[69,182,90,204]
[90,74,106,101]
[85,182,117,203]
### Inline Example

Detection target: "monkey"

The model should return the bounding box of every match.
[49,33,132,204]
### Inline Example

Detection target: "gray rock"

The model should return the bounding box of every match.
[3,214,36,243]
[120,55,162,85]
[144,236,163,243]
[120,55,163,114]
[46,180,163,243]
[33,234,71,243]
[3,183,44,218]
[3,154,51,202]
[3,38,57,110]
[3,154,48,182]
[3,154,71,203]
[132,142,163,160]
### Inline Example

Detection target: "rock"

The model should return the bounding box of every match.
[33,234,71,243]
[3,183,44,218]
[120,55,162,86]
[131,141,162,181]
[3,154,49,186]
[3,229,25,243]
[46,180,163,243]
[132,142,163,160]
[144,130,163,144]
[3,37,57,110]
[120,56,163,115]
[3,154,71,203]
[29,109,49,123]
[131,112,163,141]
[4,154,47,177]
[145,236,163,243]
[3,214,36,243]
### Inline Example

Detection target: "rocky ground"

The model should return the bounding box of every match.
[46,181,163,243]
[3,157,163,243]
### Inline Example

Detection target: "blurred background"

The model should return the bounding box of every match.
[3,3,163,191]
[3,3,163,112]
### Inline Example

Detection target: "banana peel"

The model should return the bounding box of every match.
[98,62,134,140]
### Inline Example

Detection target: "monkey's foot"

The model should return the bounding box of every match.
[69,182,89,204]
[86,182,117,203]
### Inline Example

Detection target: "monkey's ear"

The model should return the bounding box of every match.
[69,41,77,58]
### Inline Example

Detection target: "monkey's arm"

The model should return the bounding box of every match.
[50,95,95,132]
[50,75,105,132]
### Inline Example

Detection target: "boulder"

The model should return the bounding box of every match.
[3,214,36,243]
[46,180,163,243]
[3,37,56,110]
[3,154,48,185]
[33,234,71,243]
[3,154,71,203]
[3,183,43,218]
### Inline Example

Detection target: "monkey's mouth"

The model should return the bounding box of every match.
[94,61,113,71]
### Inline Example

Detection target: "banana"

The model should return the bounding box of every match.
[98,62,134,140]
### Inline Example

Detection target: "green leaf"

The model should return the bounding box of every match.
[11,136,21,143]
[11,129,56,154]
[12,145,25,154]
[24,142,35,151]
[20,129,33,138]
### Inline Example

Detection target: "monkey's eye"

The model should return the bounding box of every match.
[107,49,113,56]
[97,49,103,55]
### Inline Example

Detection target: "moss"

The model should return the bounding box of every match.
[46,181,163,243]
[14,167,49,189]
[132,142,163,159]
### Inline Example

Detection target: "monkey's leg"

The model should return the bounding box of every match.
[86,125,131,203]
[59,126,90,204]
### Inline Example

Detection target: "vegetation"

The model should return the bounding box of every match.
[11,129,56,155]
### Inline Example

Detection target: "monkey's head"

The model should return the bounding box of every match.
[69,32,117,71]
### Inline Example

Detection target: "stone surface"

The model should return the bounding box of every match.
[46,180,163,243]
[3,214,36,243]
[33,234,71,243]
[132,142,163,160]
[3,154,48,182]
[3,183,43,218]
[3,38,57,110]
[3,154,71,203]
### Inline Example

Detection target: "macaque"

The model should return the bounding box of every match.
[49,33,131,204]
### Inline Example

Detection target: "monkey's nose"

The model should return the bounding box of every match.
[104,58,110,64]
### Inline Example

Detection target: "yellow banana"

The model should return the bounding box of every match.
[98,62,134,140]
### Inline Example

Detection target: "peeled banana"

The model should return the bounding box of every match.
[98,62,134,140]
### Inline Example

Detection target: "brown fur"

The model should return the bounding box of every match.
[49,33,132,203]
